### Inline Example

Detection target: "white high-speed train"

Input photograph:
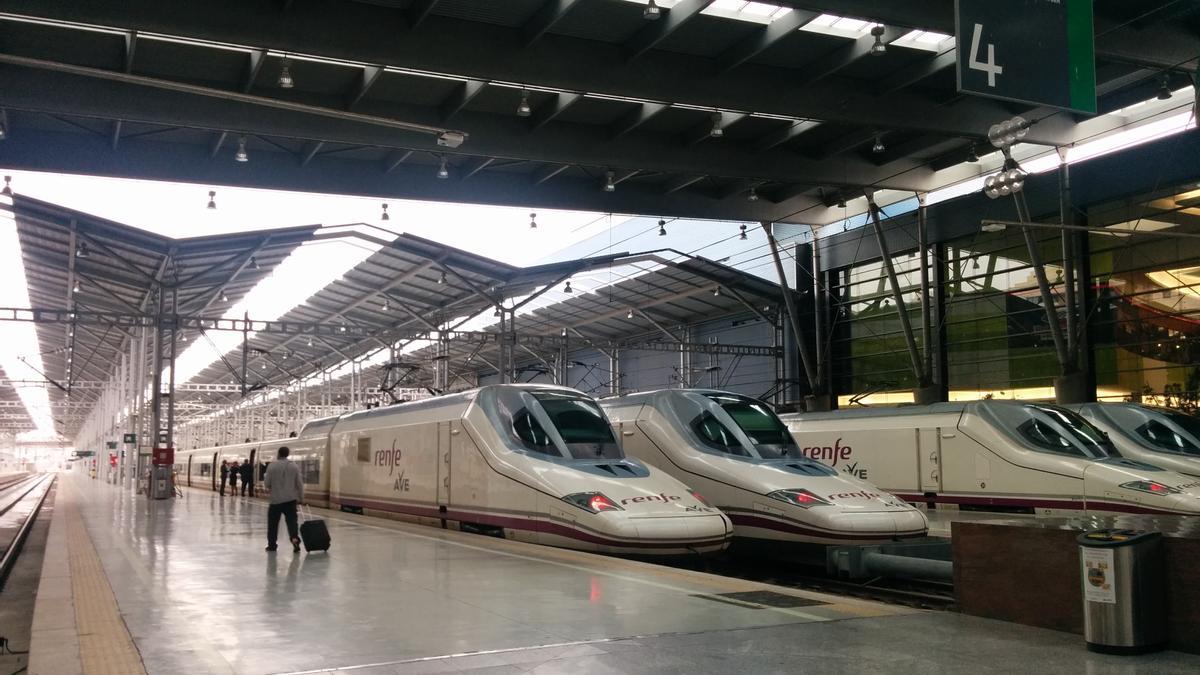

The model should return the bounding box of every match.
[175,384,732,556]
[600,390,928,544]
[1071,403,1200,478]
[780,401,1200,517]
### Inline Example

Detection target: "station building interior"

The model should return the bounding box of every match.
[0,1,1199,673]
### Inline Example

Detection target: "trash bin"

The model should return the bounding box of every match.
[1077,529,1167,654]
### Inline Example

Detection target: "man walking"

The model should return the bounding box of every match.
[263,446,304,552]
[219,460,229,497]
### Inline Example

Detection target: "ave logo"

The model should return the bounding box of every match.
[841,461,869,481]
[374,439,411,492]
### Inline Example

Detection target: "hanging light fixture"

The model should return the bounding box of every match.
[250,255,260,270]
[381,297,390,311]
[72,280,80,293]
[234,136,249,163]
[869,25,887,56]
[437,156,449,179]
[564,280,573,293]
[307,336,313,347]
[278,56,295,89]
[220,291,229,302]
[0,123,6,141]
[747,187,759,202]
[713,286,721,297]
[438,271,447,284]
[529,212,537,229]
[339,322,347,333]
[872,135,885,153]
[739,224,748,240]
[207,190,217,210]
[626,308,634,320]
[517,89,532,117]
[1,175,10,196]
[76,242,89,258]
[658,219,667,236]
[709,111,724,138]
[1157,75,1173,100]
[603,170,616,192]
[644,0,662,20]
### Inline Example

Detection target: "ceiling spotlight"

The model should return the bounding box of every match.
[603,170,616,193]
[644,0,661,20]
[438,271,447,284]
[307,336,313,347]
[381,297,390,311]
[739,224,748,240]
[747,187,759,202]
[658,219,667,236]
[339,322,347,333]
[713,286,721,297]
[564,280,573,293]
[1,175,10,196]
[437,156,449,179]
[220,291,229,302]
[870,25,887,56]
[709,112,724,138]
[278,57,294,89]
[872,135,885,153]
[180,333,188,343]
[0,124,6,141]
[986,115,1029,149]
[207,190,217,210]
[381,203,390,221]
[1157,76,1173,101]
[72,280,80,293]
[250,255,259,270]
[983,167,1026,199]
[235,136,249,162]
[75,242,89,258]
[493,306,501,317]
[529,212,537,229]
[626,308,634,320]
[561,327,568,337]
[517,89,532,117]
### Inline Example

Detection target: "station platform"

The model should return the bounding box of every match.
[27,474,1200,674]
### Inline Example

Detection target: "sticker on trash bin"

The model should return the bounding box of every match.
[1082,548,1116,604]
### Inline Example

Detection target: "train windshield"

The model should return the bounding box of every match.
[485,388,623,460]
[670,392,808,461]
[1096,405,1200,456]
[990,403,1117,459]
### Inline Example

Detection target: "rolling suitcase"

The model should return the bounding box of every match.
[299,505,331,552]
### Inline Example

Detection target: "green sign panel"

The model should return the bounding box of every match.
[123,433,137,444]
[956,0,1096,114]
[106,441,118,450]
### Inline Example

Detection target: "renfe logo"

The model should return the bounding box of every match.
[828,490,882,501]
[375,439,402,476]
[620,493,682,505]
[801,438,852,466]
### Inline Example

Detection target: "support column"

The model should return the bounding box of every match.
[761,221,825,410]
[865,197,929,397]
[915,193,941,405]
[609,348,620,396]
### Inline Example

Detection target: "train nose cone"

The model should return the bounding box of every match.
[630,514,731,553]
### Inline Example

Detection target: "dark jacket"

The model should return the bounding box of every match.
[220,464,229,480]
[239,461,253,483]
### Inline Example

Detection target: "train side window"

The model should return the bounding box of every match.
[357,437,371,462]
[513,410,556,455]
[1137,420,1200,456]
[199,463,211,477]
[691,413,750,456]
[1017,419,1084,456]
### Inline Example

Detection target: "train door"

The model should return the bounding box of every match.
[917,427,942,493]
[248,448,256,496]
[211,452,218,491]
[187,455,193,487]
[437,421,452,506]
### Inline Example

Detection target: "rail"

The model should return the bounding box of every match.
[0,475,55,590]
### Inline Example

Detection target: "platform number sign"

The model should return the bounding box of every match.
[955,0,1096,115]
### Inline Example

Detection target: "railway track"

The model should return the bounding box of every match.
[0,474,55,591]
[676,552,957,611]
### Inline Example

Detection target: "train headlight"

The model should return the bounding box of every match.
[767,488,831,508]
[688,489,712,507]
[563,492,624,513]
[1120,481,1180,496]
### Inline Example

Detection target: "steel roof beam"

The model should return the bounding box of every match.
[715,9,819,73]
[680,111,746,146]
[521,0,584,47]
[382,149,413,174]
[439,78,487,123]
[795,24,905,88]
[662,174,705,194]
[243,49,266,93]
[528,91,582,131]
[625,0,715,62]
[609,101,669,140]
[751,120,821,154]
[406,0,442,29]
[346,65,383,110]
[873,47,956,97]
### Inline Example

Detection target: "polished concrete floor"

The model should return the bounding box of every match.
[64,475,1200,674]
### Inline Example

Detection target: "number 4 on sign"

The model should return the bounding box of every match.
[969,23,1003,87]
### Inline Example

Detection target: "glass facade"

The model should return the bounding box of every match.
[828,180,1200,410]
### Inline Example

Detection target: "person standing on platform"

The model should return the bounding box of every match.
[263,446,304,553]
[240,458,253,497]
[219,460,229,497]
[229,459,240,497]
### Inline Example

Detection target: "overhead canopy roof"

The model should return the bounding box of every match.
[0,1,1193,224]
[8,194,319,437]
